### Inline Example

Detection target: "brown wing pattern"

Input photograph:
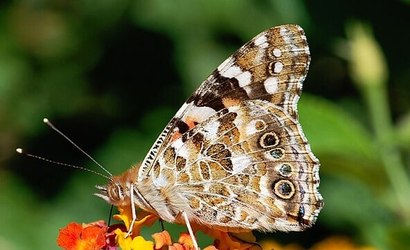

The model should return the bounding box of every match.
[164,99,322,231]
[137,24,323,232]
[138,25,310,179]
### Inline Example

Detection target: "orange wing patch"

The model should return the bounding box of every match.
[171,117,199,142]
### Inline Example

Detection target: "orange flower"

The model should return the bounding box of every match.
[197,225,258,250]
[113,204,259,250]
[152,230,173,249]
[166,232,197,250]
[57,221,107,250]
[57,206,262,250]
[177,232,195,249]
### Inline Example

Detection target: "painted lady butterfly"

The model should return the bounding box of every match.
[96,24,323,245]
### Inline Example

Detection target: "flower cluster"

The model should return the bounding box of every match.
[57,206,377,250]
[56,205,258,250]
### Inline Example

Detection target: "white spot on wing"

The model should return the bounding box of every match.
[272,48,282,57]
[173,140,183,150]
[246,122,257,135]
[183,105,216,123]
[264,77,279,94]
[232,156,251,174]
[236,71,252,87]
[254,34,268,48]
[220,65,252,87]
[177,146,190,159]
[274,62,283,73]
[203,120,220,138]
[220,65,242,78]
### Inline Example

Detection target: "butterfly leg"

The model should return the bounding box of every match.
[125,184,137,237]
[159,218,165,231]
[182,211,199,250]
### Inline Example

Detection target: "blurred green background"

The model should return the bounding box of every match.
[1,0,410,249]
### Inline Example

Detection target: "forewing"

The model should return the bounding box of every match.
[138,24,311,181]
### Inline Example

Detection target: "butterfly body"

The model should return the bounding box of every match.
[96,24,323,234]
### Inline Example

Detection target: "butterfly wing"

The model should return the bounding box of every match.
[138,24,323,231]
[139,24,308,178]
[169,100,323,232]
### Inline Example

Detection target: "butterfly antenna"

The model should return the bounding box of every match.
[16,148,111,180]
[43,118,112,177]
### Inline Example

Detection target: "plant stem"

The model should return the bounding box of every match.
[363,83,410,223]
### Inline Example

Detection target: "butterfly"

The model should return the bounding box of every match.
[96,24,323,244]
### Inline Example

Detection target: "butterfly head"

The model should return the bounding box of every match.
[95,181,125,205]
[95,166,139,207]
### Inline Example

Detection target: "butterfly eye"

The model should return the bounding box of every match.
[108,183,124,201]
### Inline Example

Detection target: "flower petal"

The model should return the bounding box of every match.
[57,223,83,250]
[169,244,187,250]
[114,227,154,250]
[131,236,155,250]
[114,205,158,236]
[57,221,108,250]
[178,232,195,249]
[115,228,134,250]
[196,226,255,250]
[152,230,172,249]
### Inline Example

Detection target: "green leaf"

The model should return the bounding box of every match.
[299,95,387,190]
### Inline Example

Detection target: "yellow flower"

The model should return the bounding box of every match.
[311,236,377,250]
[113,205,158,236]
[115,228,154,250]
